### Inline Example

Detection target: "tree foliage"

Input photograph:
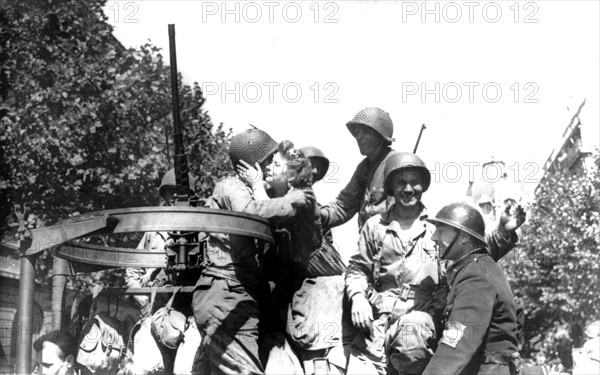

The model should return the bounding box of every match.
[0,0,232,285]
[504,151,600,356]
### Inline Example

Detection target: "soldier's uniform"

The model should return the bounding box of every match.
[422,249,519,375]
[125,231,172,317]
[192,128,301,375]
[320,107,397,230]
[321,146,396,230]
[422,202,547,375]
[192,175,299,375]
[125,169,198,317]
[346,203,520,375]
[345,204,438,375]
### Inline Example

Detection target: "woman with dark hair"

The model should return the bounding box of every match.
[237,141,348,374]
[237,140,345,278]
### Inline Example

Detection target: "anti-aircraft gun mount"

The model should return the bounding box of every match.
[12,25,274,374]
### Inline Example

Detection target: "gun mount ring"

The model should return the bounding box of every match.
[20,207,274,269]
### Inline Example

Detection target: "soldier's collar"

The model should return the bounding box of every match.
[447,247,489,274]
[380,204,430,241]
[380,203,428,225]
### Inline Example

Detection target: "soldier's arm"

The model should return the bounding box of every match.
[223,179,299,223]
[345,221,377,299]
[125,232,152,288]
[487,204,525,261]
[125,267,145,288]
[486,229,518,261]
[423,265,495,375]
[320,160,368,229]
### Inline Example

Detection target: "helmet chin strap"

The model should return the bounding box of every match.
[440,230,461,260]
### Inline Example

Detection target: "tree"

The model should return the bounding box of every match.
[0,0,232,285]
[503,151,600,357]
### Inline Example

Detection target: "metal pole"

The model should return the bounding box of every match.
[16,254,36,374]
[52,257,71,330]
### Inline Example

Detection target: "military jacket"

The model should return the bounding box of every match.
[345,205,520,316]
[422,250,519,375]
[201,175,297,290]
[125,231,171,289]
[320,147,396,230]
[346,204,438,299]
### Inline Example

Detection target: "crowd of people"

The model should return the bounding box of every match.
[35,107,590,375]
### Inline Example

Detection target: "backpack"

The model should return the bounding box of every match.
[76,287,125,375]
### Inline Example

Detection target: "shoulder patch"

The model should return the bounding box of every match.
[439,321,467,349]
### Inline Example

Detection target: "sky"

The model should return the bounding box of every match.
[105,0,600,258]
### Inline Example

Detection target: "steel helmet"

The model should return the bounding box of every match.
[229,128,278,169]
[427,202,486,244]
[346,107,395,143]
[299,146,329,182]
[158,169,196,200]
[384,152,431,195]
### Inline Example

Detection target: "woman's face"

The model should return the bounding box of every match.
[266,151,289,197]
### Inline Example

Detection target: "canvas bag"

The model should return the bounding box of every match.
[77,286,125,375]
[124,287,187,374]
[286,276,344,351]
[150,286,188,349]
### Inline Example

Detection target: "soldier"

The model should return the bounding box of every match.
[422,203,543,375]
[33,330,78,375]
[192,128,312,375]
[320,107,398,230]
[124,169,196,318]
[299,146,330,184]
[345,152,437,375]
[345,153,527,375]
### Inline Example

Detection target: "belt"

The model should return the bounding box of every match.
[368,284,434,307]
[397,283,434,302]
[483,353,512,366]
[483,352,525,375]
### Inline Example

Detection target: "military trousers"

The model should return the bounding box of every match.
[192,276,264,375]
